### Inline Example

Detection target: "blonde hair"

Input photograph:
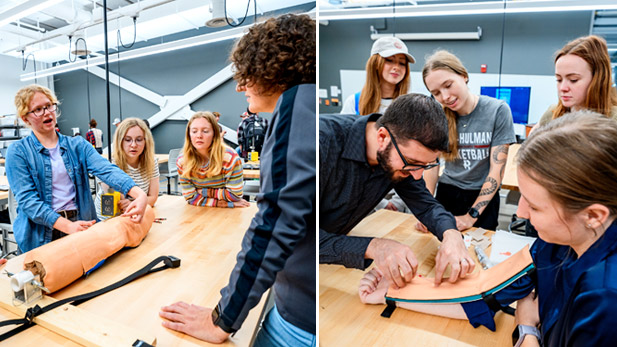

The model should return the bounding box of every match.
[422,50,470,161]
[113,118,155,179]
[358,54,410,115]
[552,35,617,120]
[14,84,60,123]
[181,112,226,178]
[518,111,617,216]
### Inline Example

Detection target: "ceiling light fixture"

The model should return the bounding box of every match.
[319,0,617,21]
[371,26,482,41]
[206,0,235,28]
[0,0,64,29]
[20,25,246,81]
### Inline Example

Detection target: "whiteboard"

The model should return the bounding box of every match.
[341,69,558,135]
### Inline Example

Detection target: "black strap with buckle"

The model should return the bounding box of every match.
[0,255,181,341]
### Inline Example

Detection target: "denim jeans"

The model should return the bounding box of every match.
[253,306,315,347]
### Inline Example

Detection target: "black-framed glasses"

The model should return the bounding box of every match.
[384,126,440,172]
[28,103,57,117]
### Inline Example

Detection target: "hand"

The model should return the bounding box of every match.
[0,259,7,266]
[365,238,418,289]
[415,221,430,233]
[121,187,148,222]
[455,214,476,231]
[66,220,96,234]
[216,199,251,208]
[160,302,230,343]
[384,202,398,211]
[515,291,539,326]
[359,268,389,305]
[434,229,475,285]
[117,198,131,212]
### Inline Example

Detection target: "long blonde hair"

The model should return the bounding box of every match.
[552,35,617,120]
[358,54,410,115]
[422,50,470,161]
[181,112,226,178]
[113,118,155,179]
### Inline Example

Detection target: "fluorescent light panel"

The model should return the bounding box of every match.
[0,0,63,28]
[319,0,617,20]
[20,26,246,81]
[371,31,481,41]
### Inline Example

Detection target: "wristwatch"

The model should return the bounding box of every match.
[512,324,541,347]
[468,207,480,219]
[211,303,236,334]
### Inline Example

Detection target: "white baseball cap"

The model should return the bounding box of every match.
[112,118,121,125]
[371,37,415,63]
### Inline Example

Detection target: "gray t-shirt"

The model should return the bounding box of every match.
[440,95,516,190]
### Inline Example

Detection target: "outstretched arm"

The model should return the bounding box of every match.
[359,268,467,319]
[455,144,509,231]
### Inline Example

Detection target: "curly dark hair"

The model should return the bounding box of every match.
[230,13,315,95]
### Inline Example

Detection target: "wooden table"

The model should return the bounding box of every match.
[0,195,267,346]
[501,144,519,191]
[243,169,259,180]
[320,210,515,347]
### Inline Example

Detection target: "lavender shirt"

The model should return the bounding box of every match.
[49,143,77,211]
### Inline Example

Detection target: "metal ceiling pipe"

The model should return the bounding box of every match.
[3,0,174,54]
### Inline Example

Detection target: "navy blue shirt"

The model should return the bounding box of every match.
[319,113,457,269]
[465,220,617,346]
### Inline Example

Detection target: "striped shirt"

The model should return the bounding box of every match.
[94,157,160,221]
[177,147,244,207]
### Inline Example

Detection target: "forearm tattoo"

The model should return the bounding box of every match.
[479,177,498,196]
[492,145,508,165]
[473,200,490,210]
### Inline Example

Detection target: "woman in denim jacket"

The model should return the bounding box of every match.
[6,85,148,253]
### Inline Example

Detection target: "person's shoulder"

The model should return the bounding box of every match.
[222,147,239,164]
[176,154,185,166]
[6,136,29,155]
[538,105,557,125]
[578,251,617,294]
[479,95,509,111]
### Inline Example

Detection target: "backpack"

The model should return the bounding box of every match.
[242,116,266,154]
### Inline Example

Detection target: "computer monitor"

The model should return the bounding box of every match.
[480,86,531,124]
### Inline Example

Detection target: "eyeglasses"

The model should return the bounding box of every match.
[123,137,145,145]
[384,126,440,172]
[28,103,57,117]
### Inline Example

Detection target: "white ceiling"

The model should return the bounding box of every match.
[0,0,316,65]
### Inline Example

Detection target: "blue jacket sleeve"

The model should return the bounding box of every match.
[6,142,59,229]
[217,85,316,331]
[81,138,135,195]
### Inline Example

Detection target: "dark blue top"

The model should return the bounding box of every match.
[319,113,457,269]
[464,220,617,346]
[218,84,316,334]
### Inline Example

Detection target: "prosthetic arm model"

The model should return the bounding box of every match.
[386,245,534,303]
[17,206,155,294]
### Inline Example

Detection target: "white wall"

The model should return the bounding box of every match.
[341,70,558,136]
[0,54,51,116]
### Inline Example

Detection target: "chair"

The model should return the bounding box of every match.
[243,180,260,202]
[0,189,20,259]
[161,148,181,195]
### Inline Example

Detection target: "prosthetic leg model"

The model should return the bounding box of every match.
[11,206,155,300]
